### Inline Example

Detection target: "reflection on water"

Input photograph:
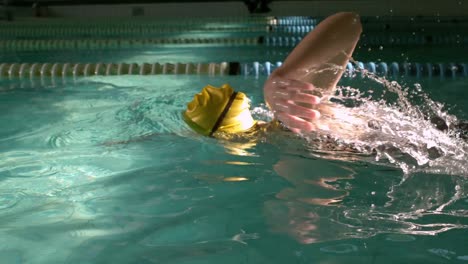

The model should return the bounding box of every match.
[263,155,356,244]
[261,151,467,244]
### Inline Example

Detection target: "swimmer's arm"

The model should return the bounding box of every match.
[272,12,362,93]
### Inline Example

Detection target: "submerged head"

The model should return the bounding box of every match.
[183,84,256,136]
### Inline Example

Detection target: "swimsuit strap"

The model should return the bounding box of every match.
[209,91,238,137]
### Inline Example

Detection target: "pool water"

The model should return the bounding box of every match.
[0,71,467,263]
[1,13,468,264]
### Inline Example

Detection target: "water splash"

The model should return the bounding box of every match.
[299,66,468,176]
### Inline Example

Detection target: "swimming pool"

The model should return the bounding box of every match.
[1,16,467,263]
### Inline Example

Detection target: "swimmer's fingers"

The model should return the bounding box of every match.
[290,92,321,105]
[277,113,317,133]
[274,99,321,120]
[273,90,320,105]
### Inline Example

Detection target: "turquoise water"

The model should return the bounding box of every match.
[0,72,467,263]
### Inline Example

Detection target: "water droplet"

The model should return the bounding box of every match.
[414,83,422,92]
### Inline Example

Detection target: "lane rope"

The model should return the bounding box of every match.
[1,61,466,80]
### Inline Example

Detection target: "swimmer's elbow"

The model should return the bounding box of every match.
[334,12,362,33]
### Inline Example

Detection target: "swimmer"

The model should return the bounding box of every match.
[183,12,363,138]
[183,12,468,144]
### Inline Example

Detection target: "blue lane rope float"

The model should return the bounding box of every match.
[3,16,465,34]
[270,25,314,34]
[0,62,467,82]
[2,23,465,44]
[244,61,468,79]
[0,16,278,31]
[265,34,468,47]
[0,17,318,38]
[1,34,466,51]
[0,38,263,51]
[270,17,318,26]
[0,25,275,38]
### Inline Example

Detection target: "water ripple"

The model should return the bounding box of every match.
[47,130,76,148]
[0,191,23,210]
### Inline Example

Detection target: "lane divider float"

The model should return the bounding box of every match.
[0,61,466,81]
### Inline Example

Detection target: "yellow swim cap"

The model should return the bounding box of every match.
[183,84,256,136]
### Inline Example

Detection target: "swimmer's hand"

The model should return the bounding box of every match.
[264,75,321,134]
